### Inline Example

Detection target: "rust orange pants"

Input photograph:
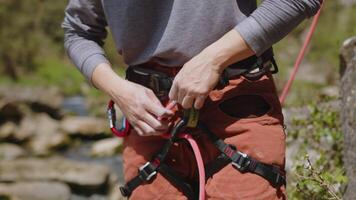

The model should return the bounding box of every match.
[122,72,286,200]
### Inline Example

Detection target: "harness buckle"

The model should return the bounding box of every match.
[139,162,157,181]
[119,186,131,197]
[149,74,165,97]
[231,151,251,172]
[272,165,286,187]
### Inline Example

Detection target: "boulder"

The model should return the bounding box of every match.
[0,85,63,119]
[0,181,70,200]
[340,37,356,200]
[0,157,111,194]
[0,143,26,160]
[11,113,70,154]
[29,132,70,156]
[108,173,125,200]
[0,122,17,140]
[60,116,109,138]
[90,138,123,157]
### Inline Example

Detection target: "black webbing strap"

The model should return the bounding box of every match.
[198,122,286,187]
[119,137,176,197]
[160,164,197,200]
[120,120,187,197]
[127,48,277,95]
[204,154,231,179]
[119,161,158,196]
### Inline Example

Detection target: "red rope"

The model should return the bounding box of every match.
[279,1,324,105]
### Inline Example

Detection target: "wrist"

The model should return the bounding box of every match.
[92,63,128,97]
[203,45,230,73]
[204,29,255,72]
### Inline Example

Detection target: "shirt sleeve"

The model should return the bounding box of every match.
[235,0,322,56]
[62,0,109,84]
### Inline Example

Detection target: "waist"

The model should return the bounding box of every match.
[132,61,182,76]
[126,48,276,98]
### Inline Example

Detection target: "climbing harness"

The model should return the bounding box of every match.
[108,102,286,200]
[106,1,324,196]
[107,49,285,200]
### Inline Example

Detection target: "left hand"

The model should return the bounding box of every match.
[168,50,223,109]
[168,29,255,110]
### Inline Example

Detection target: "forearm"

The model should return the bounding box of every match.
[92,63,127,97]
[200,29,254,72]
[62,0,108,84]
[235,0,322,55]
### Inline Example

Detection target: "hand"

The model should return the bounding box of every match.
[92,64,173,136]
[112,80,174,136]
[169,29,255,109]
[169,49,223,109]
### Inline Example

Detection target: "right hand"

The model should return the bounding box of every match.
[112,80,174,136]
[92,63,174,136]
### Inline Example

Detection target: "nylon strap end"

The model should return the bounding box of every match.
[184,108,199,128]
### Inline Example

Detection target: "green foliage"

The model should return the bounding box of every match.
[287,104,346,199]
[0,0,68,78]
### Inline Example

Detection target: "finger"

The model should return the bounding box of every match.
[145,101,174,118]
[181,95,195,109]
[194,95,207,109]
[142,112,168,131]
[147,90,163,105]
[146,91,174,117]
[169,82,178,101]
[133,126,144,136]
[177,88,186,106]
[136,121,163,136]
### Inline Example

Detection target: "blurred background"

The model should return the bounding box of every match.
[0,0,355,200]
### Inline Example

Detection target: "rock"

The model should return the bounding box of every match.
[0,85,63,119]
[70,194,108,200]
[0,143,26,160]
[321,86,339,98]
[29,133,70,156]
[0,122,17,140]
[0,181,71,200]
[15,113,59,141]
[61,116,109,138]
[340,36,356,200]
[294,62,328,85]
[108,173,125,200]
[0,158,110,194]
[90,138,123,157]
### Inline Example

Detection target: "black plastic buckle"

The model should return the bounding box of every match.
[218,70,230,88]
[232,151,251,172]
[270,57,279,74]
[138,162,157,181]
[148,74,165,97]
[271,166,286,187]
[119,186,131,197]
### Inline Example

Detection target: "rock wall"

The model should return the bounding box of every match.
[340,36,356,200]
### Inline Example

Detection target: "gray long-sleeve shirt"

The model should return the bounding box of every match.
[62,0,321,83]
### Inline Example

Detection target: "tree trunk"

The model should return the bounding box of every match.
[340,36,356,200]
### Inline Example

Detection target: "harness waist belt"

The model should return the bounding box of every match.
[126,48,278,98]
